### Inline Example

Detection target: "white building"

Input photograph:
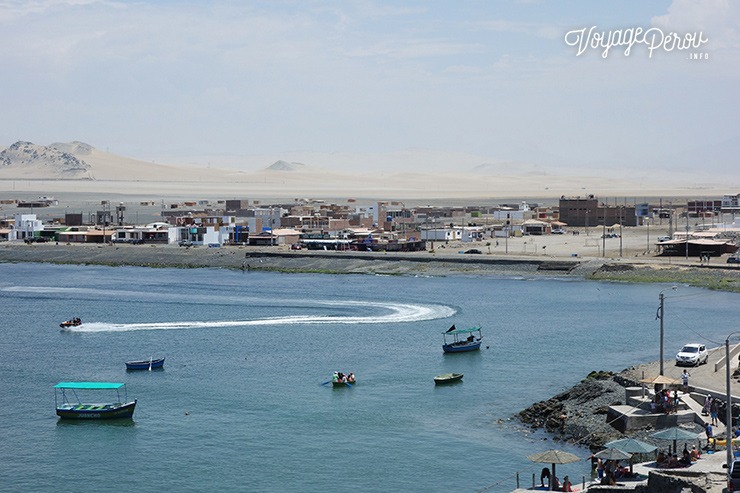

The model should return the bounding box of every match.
[420,228,461,241]
[12,214,43,240]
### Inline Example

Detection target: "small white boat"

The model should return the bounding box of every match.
[434,373,463,384]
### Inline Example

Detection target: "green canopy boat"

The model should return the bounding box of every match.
[442,325,482,353]
[54,382,137,419]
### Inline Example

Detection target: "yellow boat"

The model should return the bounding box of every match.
[708,437,740,446]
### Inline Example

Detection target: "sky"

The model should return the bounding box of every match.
[0,0,737,174]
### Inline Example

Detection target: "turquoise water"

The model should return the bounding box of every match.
[1,263,738,492]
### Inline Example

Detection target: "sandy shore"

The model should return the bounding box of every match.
[3,239,740,294]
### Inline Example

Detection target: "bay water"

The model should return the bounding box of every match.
[1,262,738,492]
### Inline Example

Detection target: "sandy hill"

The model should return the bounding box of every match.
[0,141,733,199]
[265,160,307,172]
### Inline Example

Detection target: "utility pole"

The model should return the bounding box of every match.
[658,292,665,375]
[602,201,606,257]
[646,218,650,254]
[685,203,690,260]
[657,286,677,375]
[619,207,623,258]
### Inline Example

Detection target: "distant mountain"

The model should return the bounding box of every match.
[265,160,306,171]
[0,140,92,177]
[471,161,549,175]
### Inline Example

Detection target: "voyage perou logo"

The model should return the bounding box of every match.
[565,26,709,58]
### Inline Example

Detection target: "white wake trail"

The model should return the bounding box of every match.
[61,300,456,333]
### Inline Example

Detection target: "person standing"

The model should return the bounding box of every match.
[682,369,690,393]
[710,398,719,426]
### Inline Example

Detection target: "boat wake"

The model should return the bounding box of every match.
[60,301,457,333]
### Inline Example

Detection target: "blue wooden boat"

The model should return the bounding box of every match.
[54,382,137,419]
[442,325,482,353]
[125,357,165,370]
[330,372,355,387]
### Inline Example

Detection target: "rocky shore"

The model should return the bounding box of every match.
[515,367,738,454]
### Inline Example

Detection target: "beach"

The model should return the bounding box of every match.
[3,232,740,293]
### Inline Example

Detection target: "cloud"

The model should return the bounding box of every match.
[652,0,740,51]
[467,19,561,40]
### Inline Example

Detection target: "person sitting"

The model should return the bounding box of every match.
[551,476,561,491]
[347,372,355,383]
[467,334,475,342]
[561,475,572,492]
[679,450,692,467]
[656,451,667,467]
[601,471,616,485]
[690,445,700,461]
[332,372,339,383]
[668,454,680,468]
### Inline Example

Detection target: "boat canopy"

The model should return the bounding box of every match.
[54,382,125,389]
[442,326,481,335]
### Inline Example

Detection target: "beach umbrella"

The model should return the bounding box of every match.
[639,375,679,385]
[526,449,581,491]
[650,427,702,455]
[605,438,657,454]
[593,447,632,461]
[604,438,657,473]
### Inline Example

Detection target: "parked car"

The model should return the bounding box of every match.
[131,239,145,245]
[675,343,708,366]
[728,255,740,264]
[726,460,740,491]
[551,228,566,234]
[178,240,193,247]
[291,243,302,250]
[464,249,482,254]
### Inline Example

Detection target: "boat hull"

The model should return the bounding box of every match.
[56,400,137,419]
[442,341,481,353]
[332,381,356,387]
[125,358,165,370]
[434,373,463,384]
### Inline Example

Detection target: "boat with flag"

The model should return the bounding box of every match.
[442,325,482,353]
[54,382,137,419]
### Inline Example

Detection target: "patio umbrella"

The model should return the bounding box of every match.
[605,438,658,474]
[526,449,581,491]
[650,427,702,455]
[639,375,679,385]
[605,438,657,454]
[593,447,632,461]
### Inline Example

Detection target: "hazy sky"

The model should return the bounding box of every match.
[0,0,737,172]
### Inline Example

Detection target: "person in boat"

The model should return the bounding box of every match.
[347,372,355,383]
[332,372,339,383]
[467,334,475,342]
